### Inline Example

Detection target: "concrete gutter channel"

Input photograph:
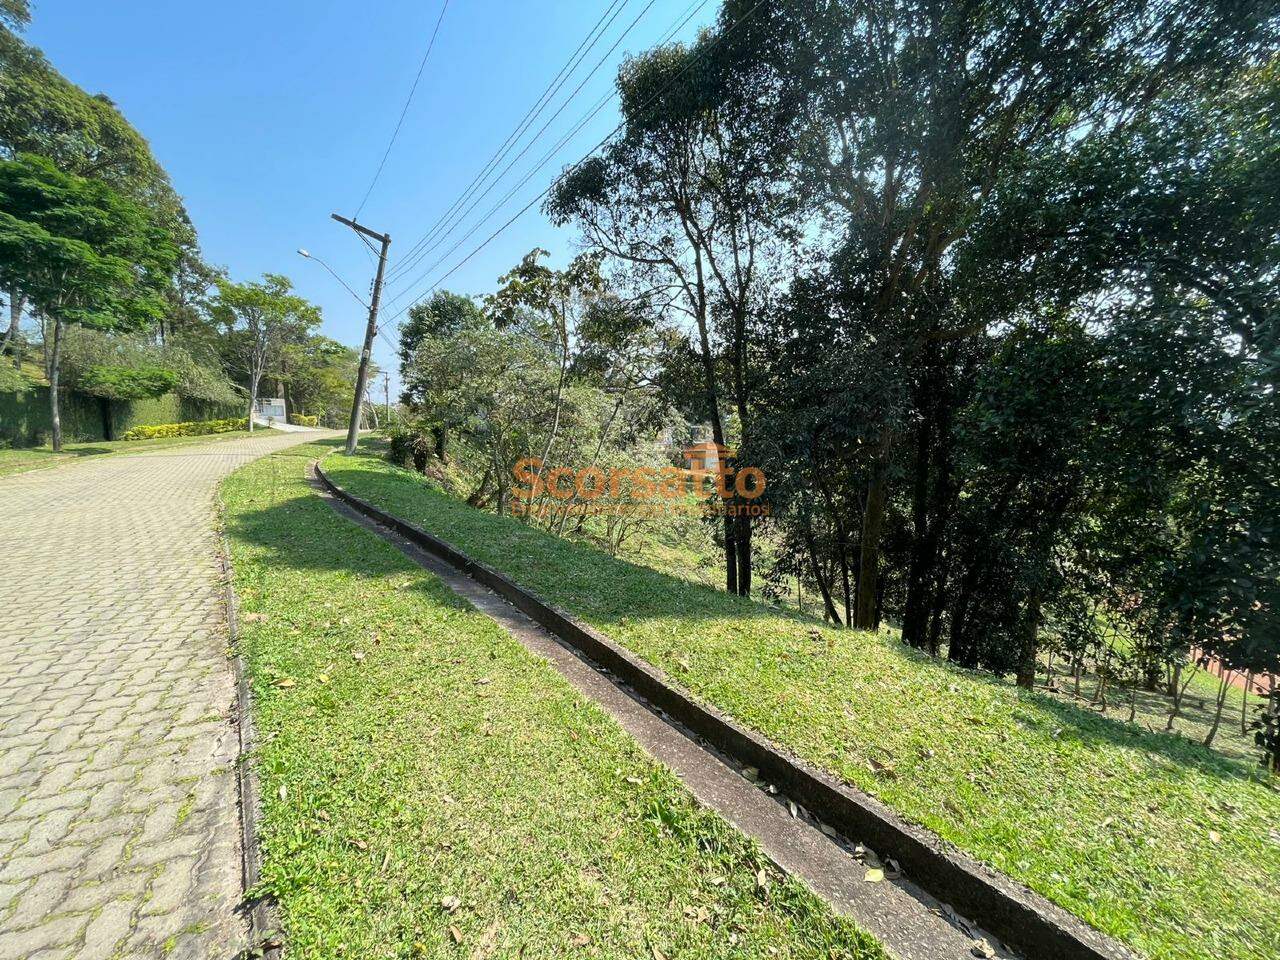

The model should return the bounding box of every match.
[313,462,1135,960]
[219,539,285,960]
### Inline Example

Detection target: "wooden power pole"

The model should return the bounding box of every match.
[332,213,391,456]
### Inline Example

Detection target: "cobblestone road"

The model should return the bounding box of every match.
[0,431,332,960]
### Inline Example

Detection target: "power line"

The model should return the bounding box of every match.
[386,0,633,283]
[387,0,663,287]
[383,86,617,311]
[386,0,709,301]
[382,0,720,321]
[353,0,452,219]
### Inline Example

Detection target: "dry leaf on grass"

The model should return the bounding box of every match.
[440,896,461,913]
[867,757,897,778]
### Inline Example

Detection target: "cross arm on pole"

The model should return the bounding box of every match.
[331,213,391,245]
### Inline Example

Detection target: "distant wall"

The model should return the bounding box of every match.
[0,385,242,446]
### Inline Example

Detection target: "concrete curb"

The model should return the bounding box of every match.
[216,516,284,960]
[315,461,1135,960]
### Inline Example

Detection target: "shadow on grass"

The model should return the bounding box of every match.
[286,446,1270,791]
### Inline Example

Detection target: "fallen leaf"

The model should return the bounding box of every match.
[867,757,898,779]
[884,858,902,880]
[864,868,885,883]
[440,896,462,913]
[755,868,769,891]
[651,945,668,960]
[274,677,296,689]
[569,933,590,947]
[787,801,798,818]
[819,823,839,838]
[243,612,268,623]
[475,678,491,686]
[350,838,368,852]
[1209,830,1222,844]
[317,674,331,684]
[971,939,996,959]
[625,776,643,786]
[742,766,759,782]
[277,784,287,801]
[449,925,463,944]
[352,651,366,662]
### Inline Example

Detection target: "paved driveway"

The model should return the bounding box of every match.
[0,431,334,960]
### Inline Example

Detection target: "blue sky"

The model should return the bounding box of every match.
[28,0,716,393]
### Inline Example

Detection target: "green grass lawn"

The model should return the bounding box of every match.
[322,451,1280,960]
[0,430,253,477]
[220,441,884,960]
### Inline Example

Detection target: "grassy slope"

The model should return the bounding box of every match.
[0,430,253,477]
[220,442,883,960]
[324,452,1280,960]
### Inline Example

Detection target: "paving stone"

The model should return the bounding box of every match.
[0,431,334,960]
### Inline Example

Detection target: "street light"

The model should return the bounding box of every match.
[296,248,370,310]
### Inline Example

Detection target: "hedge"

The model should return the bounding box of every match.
[0,384,242,446]
[120,418,248,441]
[288,413,319,427]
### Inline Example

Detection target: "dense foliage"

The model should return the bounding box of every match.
[393,0,1280,766]
[0,11,352,446]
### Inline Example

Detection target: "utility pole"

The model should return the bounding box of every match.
[332,213,390,456]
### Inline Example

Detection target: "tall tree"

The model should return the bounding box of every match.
[0,0,29,32]
[721,0,1279,626]
[548,36,796,594]
[0,26,187,355]
[213,275,320,432]
[0,154,177,449]
[484,249,605,489]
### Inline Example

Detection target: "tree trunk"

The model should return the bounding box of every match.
[1242,671,1254,735]
[854,428,892,628]
[735,513,752,597]
[48,317,65,452]
[903,411,934,647]
[433,427,448,462]
[247,371,260,433]
[1204,672,1233,749]
[2,288,25,360]
[689,265,735,595]
[98,397,114,442]
[802,519,841,626]
[1015,592,1042,689]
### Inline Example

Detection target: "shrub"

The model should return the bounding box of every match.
[78,364,179,400]
[120,417,248,441]
[288,413,319,427]
[386,425,433,474]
